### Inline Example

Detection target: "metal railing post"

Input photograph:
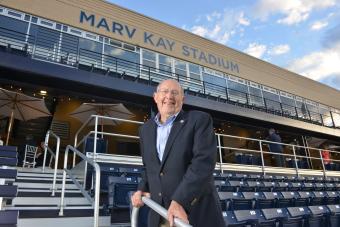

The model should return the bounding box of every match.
[292,146,299,177]
[259,141,265,175]
[51,131,60,196]
[319,149,326,178]
[59,145,100,227]
[217,134,223,173]
[42,131,50,173]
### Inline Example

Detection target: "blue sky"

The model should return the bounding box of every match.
[108,0,340,91]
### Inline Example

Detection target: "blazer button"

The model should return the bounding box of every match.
[160,172,164,176]
[158,192,162,197]
[191,198,198,206]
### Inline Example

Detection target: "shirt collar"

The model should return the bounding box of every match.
[154,112,179,126]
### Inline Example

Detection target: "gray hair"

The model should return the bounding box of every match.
[156,79,184,95]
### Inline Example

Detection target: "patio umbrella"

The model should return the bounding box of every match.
[69,103,135,134]
[0,88,51,145]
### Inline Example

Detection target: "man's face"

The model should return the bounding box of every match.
[154,80,184,118]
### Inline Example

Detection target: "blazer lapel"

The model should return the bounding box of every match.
[160,111,186,168]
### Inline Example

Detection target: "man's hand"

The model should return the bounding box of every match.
[131,190,150,207]
[167,200,189,227]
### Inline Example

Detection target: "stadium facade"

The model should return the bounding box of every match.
[0,0,340,148]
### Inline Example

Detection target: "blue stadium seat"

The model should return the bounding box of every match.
[310,191,327,206]
[307,205,329,227]
[0,168,17,180]
[256,192,282,209]
[108,176,139,208]
[119,166,142,177]
[274,182,290,192]
[302,182,315,191]
[290,182,302,191]
[258,181,277,192]
[86,163,120,191]
[84,137,107,154]
[325,191,339,205]
[296,191,312,206]
[247,181,264,192]
[0,210,18,227]
[218,192,251,211]
[278,191,299,208]
[286,206,310,227]
[222,211,247,226]
[261,208,289,226]
[327,204,340,227]
[233,209,262,226]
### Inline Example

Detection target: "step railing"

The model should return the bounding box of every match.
[131,196,192,227]
[59,145,100,227]
[42,130,60,196]
[216,133,340,177]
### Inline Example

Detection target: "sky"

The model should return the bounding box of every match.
[108,0,340,91]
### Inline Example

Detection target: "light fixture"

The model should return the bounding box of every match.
[40,90,47,95]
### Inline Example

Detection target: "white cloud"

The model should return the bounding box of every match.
[238,12,250,26]
[310,21,328,30]
[288,43,340,82]
[188,10,251,45]
[191,25,209,37]
[253,0,337,25]
[244,43,267,58]
[269,44,290,55]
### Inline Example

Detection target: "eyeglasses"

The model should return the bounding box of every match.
[157,89,180,96]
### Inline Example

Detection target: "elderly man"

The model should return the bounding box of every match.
[131,79,225,227]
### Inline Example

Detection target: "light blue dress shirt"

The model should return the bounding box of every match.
[154,113,179,161]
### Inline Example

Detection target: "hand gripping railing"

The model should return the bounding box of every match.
[42,130,60,196]
[131,196,192,227]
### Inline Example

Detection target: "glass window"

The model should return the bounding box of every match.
[248,83,264,107]
[280,93,296,117]
[227,77,248,103]
[319,106,333,127]
[158,54,172,75]
[174,60,187,78]
[189,63,201,82]
[262,87,281,112]
[295,97,309,120]
[0,15,28,41]
[103,44,139,76]
[203,73,227,98]
[59,32,79,65]
[56,23,62,30]
[7,10,22,18]
[104,45,138,63]
[24,14,30,21]
[142,49,156,70]
[31,16,38,23]
[33,26,60,61]
[78,38,102,67]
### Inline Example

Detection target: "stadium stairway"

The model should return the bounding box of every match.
[4,167,111,227]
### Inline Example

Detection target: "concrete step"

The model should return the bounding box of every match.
[12,196,91,206]
[14,182,80,190]
[18,216,112,227]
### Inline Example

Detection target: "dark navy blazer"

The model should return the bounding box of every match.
[138,110,225,227]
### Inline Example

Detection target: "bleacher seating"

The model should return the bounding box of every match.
[212,171,340,226]
[0,145,18,226]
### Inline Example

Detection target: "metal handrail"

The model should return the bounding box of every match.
[43,130,61,196]
[59,145,100,227]
[73,114,143,167]
[216,133,340,177]
[131,196,192,227]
